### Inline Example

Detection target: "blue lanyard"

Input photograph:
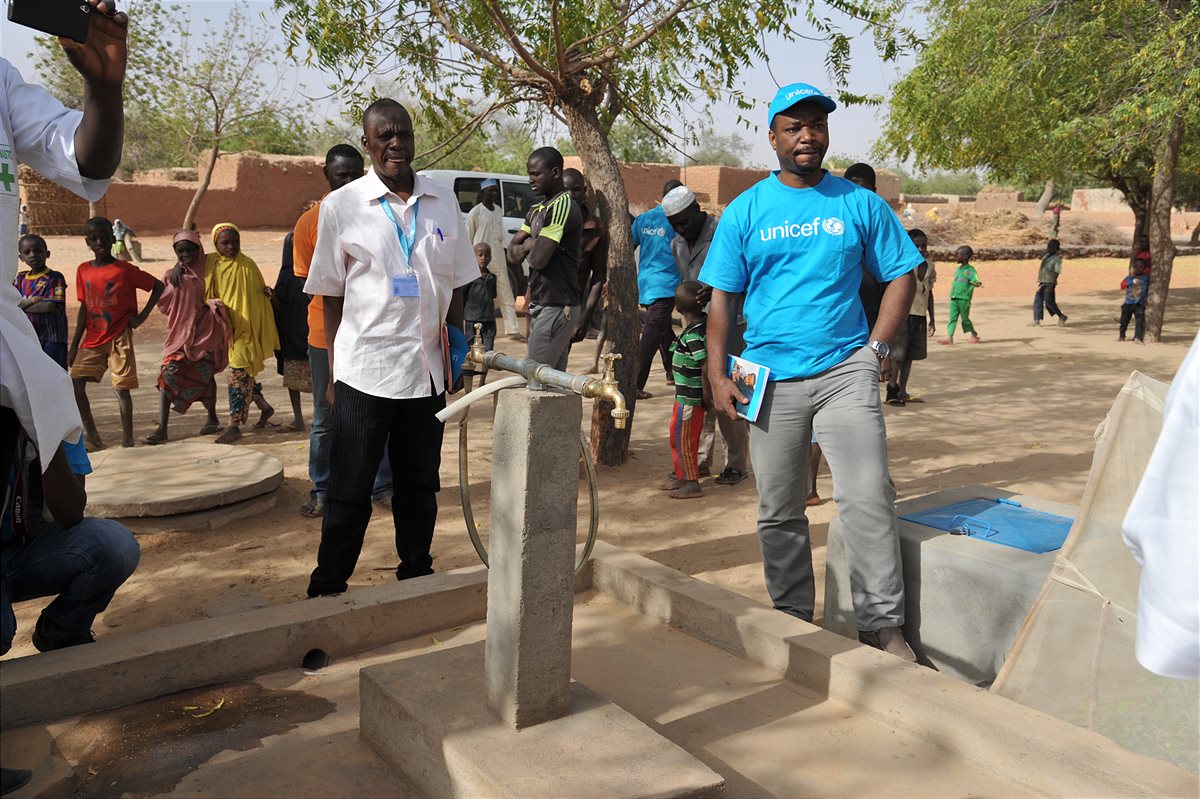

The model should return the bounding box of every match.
[378,196,419,268]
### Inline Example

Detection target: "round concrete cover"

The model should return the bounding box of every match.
[85,443,284,518]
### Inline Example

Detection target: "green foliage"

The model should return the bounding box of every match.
[877,0,1200,194]
[687,127,751,167]
[900,170,982,196]
[32,0,313,177]
[272,0,918,161]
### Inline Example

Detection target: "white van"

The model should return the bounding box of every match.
[417,169,537,239]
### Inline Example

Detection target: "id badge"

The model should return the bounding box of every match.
[392,274,420,297]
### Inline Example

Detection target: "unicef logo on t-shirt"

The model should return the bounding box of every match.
[822,217,845,236]
[640,225,668,237]
[758,216,847,241]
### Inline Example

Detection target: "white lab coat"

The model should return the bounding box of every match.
[1,56,109,285]
[1122,334,1200,680]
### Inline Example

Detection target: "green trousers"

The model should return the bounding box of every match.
[947,298,976,337]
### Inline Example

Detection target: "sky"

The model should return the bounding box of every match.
[0,0,924,169]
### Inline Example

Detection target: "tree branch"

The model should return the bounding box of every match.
[427,0,544,86]
[477,0,564,90]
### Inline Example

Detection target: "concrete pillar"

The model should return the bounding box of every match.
[484,388,581,729]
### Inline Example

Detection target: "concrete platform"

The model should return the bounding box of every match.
[823,484,1076,685]
[361,641,726,798]
[3,544,1193,798]
[85,442,284,517]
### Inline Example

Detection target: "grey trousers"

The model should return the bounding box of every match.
[748,346,904,631]
[527,303,578,371]
[699,410,750,472]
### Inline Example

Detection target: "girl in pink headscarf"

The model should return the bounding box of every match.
[143,230,231,444]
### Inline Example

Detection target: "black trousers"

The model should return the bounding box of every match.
[1119,303,1145,341]
[307,381,446,596]
[637,297,676,390]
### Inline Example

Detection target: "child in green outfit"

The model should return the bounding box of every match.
[940,245,982,345]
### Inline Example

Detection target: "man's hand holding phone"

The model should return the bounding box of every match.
[59,1,129,87]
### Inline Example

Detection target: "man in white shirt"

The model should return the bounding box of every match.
[466,179,521,340]
[2,0,128,290]
[303,99,477,597]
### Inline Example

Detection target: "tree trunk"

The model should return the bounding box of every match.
[184,146,221,231]
[1033,179,1055,215]
[1113,177,1151,257]
[1189,219,1199,246]
[1144,113,1183,343]
[563,102,639,466]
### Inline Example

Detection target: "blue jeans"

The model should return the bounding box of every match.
[1,517,141,655]
[309,346,392,501]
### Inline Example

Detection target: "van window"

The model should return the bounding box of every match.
[501,180,536,220]
[453,177,483,214]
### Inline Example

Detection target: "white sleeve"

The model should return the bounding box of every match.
[450,209,479,291]
[303,198,347,297]
[2,58,109,202]
[465,204,480,244]
[1122,334,1200,680]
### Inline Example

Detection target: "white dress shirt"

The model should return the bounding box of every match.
[1,58,109,285]
[305,169,477,399]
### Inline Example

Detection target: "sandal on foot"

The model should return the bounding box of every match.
[300,498,325,518]
[198,423,224,435]
[142,430,167,445]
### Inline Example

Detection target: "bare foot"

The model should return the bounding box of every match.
[586,365,599,374]
[252,405,276,429]
[938,338,953,346]
[285,419,306,432]
[660,477,684,491]
[121,438,135,448]
[968,335,982,344]
[806,491,821,507]
[215,426,243,444]
[669,481,703,499]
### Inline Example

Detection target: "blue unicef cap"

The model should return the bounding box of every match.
[767,83,837,127]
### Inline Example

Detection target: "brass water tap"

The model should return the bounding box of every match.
[584,353,629,429]
[467,322,487,368]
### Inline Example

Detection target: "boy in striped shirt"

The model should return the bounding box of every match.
[662,281,711,499]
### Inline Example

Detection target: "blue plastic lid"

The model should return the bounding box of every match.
[900,498,1073,554]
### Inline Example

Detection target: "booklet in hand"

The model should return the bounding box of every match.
[727,355,769,422]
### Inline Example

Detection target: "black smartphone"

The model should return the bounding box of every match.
[7,0,92,44]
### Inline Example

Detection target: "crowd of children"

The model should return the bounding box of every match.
[12,217,283,451]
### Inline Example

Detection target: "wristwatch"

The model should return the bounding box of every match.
[868,340,891,360]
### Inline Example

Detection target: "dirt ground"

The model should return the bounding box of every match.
[4,230,1198,659]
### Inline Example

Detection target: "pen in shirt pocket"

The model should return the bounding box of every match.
[436,227,444,241]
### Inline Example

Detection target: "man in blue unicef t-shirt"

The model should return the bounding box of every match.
[631,180,683,398]
[699,82,923,662]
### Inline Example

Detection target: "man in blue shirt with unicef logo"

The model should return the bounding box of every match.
[631,180,683,399]
[700,83,922,661]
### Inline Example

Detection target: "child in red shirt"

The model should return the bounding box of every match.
[68,217,164,449]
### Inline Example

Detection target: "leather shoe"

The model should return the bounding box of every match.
[859,626,917,662]
[1,767,33,796]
